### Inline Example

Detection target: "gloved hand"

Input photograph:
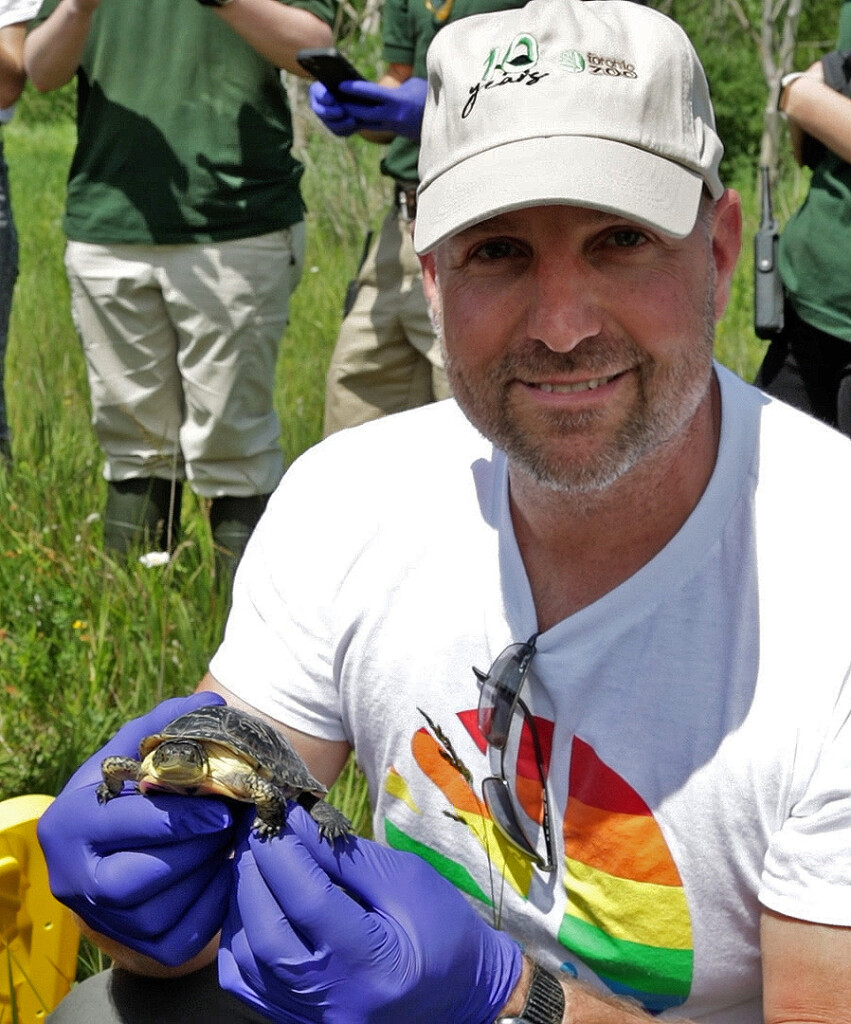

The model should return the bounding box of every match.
[38,692,241,967]
[308,77,427,140]
[218,803,523,1023]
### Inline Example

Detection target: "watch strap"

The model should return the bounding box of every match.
[498,961,565,1023]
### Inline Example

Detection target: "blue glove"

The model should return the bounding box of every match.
[308,80,359,137]
[37,692,241,967]
[218,803,523,1023]
[308,77,427,140]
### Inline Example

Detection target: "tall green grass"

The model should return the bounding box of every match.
[0,99,383,828]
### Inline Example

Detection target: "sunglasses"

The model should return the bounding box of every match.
[474,633,557,872]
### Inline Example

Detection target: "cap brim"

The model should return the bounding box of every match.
[414,135,706,254]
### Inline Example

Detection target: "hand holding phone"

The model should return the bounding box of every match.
[302,52,427,143]
[296,48,366,99]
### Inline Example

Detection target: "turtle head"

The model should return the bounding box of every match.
[142,739,210,790]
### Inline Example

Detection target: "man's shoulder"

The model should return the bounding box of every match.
[320,400,484,460]
[720,366,851,515]
[721,362,851,462]
[288,401,491,495]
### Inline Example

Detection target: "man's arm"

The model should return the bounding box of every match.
[0,24,27,108]
[516,910,851,1023]
[761,909,851,1024]
[23,0,97,92]
[212,0,332,75]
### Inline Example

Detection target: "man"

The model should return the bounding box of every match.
[39,2,851,1021]
[0,0,40,465]
[23,0,333,578]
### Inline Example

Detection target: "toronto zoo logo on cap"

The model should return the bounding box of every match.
[462,34,637,118]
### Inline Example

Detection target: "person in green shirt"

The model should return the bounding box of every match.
[755,2,851,437]
[24,0,334,580]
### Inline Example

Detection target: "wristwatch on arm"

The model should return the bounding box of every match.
[497,961,565,1023]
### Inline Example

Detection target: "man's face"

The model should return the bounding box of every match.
[421,195,741,495]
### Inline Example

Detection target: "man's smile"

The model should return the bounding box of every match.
[531,373,621,395]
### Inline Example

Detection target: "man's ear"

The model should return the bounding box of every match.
[419,250,441,318]
[711,189,743,323]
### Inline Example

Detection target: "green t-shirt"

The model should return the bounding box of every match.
[779,0,851,342]
[31,0,334,244]
[379,0,531,184]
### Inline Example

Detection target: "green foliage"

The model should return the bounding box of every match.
[662,0,843,179]
[15,80,75,126]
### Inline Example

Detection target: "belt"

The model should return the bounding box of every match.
[393,180,418,222]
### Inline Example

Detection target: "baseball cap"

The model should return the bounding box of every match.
[413,0,725,253]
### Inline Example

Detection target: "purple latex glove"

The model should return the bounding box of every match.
[218,804,523,1023]
[308,77,427,140]
[308,80,359,136]
[37,692,241,967]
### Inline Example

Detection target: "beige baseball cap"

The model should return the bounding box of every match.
[413,0,724,253]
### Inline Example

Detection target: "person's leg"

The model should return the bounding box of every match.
[0,137,19,465]
[64,241,185,552]
[397,222,451,403]
[322,207,438,436]
[160,225,303,579]
[103,477,183,555]
[754,301,841,427]
[47,962,269,1024]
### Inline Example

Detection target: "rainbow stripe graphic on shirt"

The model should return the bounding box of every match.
[382,711,693,1013]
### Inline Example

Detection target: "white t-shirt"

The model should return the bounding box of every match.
[211,364,851,1022]
[0,0,42,123]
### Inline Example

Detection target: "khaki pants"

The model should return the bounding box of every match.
[65,225,304,497]
[322,206,450,437]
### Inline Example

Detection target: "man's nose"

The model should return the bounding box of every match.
[523,257,603,353]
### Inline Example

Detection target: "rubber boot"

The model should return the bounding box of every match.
[209,494,270,585]
[103,478,183,557]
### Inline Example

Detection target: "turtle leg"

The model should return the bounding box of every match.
[246,776,287,839]
[97,756,143,804]
[298,794,352,842]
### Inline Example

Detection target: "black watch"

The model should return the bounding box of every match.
[196,0,234,8]
[497,962,565,1023]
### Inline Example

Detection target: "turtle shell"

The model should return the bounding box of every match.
[139,704,327,795]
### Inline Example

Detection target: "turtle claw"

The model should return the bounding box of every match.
[251,815,283,841]
[96,782,114,805]
[310,802,352,843]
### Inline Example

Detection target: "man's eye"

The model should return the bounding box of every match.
[472,239,521,261]
[609,229,646,248]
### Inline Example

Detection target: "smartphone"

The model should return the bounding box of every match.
[296,47,367,100]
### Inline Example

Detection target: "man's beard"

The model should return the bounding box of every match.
[433,287,717,496]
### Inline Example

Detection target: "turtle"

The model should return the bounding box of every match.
[96,704,352,841]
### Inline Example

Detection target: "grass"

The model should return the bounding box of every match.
[0,99,387,811]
